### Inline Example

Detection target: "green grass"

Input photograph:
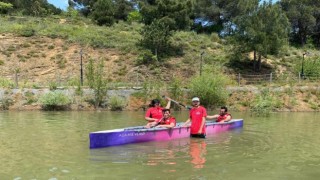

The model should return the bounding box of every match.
[0,16,142,54]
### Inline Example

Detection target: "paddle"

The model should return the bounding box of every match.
[162,95,192,110]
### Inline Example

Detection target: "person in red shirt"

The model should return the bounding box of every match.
[206,106,232,123]
[183,97,207,138]
[145,98,171,122]
[145,109,176,128]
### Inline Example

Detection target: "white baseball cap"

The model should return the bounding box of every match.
[192,97,200,102]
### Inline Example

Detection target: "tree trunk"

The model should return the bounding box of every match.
[253,50,257,72]
[258,53,262,72]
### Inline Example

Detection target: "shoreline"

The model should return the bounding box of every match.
[1,85,320,112]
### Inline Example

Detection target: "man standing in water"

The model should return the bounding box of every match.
[183,97,207,138]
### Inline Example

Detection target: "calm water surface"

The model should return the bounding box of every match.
[0,111,320,179]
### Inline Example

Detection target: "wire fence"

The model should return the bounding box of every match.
[2,71,320,89]
[235,72,320,86]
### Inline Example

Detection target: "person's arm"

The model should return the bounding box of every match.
[183,118,191,127]
[157,122,175,128]
[198,116,206,134]
[145,117,158,122]
[145,108,158,122]
[206,114,219,119]
[165,98,171,109]
[145,122,157,128]
[219,115,232,123]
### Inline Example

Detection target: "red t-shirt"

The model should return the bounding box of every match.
[145,107,164,120]
[216,113,232,122]
[189,106,207,134]
[157,117,176,126]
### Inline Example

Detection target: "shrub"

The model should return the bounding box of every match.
[250,89,275,116]
[85,58,108,108]
[18,27,35,37]
[127,11,142,23]
[109,95,126,111]
[0,78,14,88]
[39,91,71,111]
[0,97,13,110]
[189,65,230,109]
[48,81,58,90]
[136,50,157,65]
[24,91,37,105]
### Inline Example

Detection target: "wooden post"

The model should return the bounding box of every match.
[15,71,18,88]
[298,72,301,83]
[238,73,241,86]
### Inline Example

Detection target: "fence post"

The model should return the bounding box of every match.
[15,71,18,88]
[238,73,241,86]
[298,72,301,83]
[270,73,273,83]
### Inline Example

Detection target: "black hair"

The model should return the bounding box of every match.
[221,106,228,112]
[162,108,170,113]
[149,99,160,107]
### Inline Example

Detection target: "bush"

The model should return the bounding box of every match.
[49,81,58,90]
[127,11,142,23]
[250,89,275,116]
[39,91,71,110]
[85,58,108,108]
[189,65,231,109]
[0,78,14,88]
[18,27,35,37]
[109,95,126,111]
[136,50,157,65]
[0,97,13,110]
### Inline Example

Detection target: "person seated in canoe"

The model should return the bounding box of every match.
[145,98,171,122]
[145,109,176,128]
[206,106,232,123]
[183,97,207,138]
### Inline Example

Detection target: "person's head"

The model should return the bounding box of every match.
[220,106,228,115]
[191,97,200,107]
[162,109,171,119]
[149,99,161,107]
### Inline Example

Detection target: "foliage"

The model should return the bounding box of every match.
[193,0,259,34]
[91,0,115,26]
[250,88,276,116]
[127,11,142,23]
[24,91,37,105]
[233,2,290,71]
[294,56,320,78]
[0,97,13,110]
[280,0,320,46]
[188,65,231,109]
[114,0,134,21]
[139,0,194,31]
[3,0,62,16]
[0,78,14,88]
[48,81,58,90]
[0,1,13,14]
[140,20,172,59]
[136,49,157,65]
[17,27,35,37]
[85,58,108,108]
[39,91,71,111]
[108,95,126,111]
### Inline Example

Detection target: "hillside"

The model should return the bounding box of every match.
[1,15,320,112]
[1,15,312,88]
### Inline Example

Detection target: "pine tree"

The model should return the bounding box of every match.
[234,1,290,71]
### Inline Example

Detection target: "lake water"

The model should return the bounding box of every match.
[0,111,320,179]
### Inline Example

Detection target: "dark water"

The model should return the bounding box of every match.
[0,111,320,179]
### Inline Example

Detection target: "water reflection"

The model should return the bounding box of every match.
[189,139,207,169]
